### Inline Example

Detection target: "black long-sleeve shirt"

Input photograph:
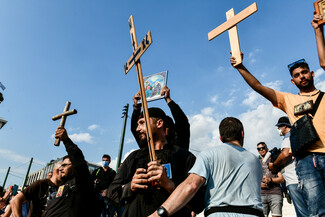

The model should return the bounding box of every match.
[43,138,102,217]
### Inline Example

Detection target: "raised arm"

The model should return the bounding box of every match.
[148,173,205,217]
[312,12,325,69]
[161,86,190,150]
[55,127,94,190]
[231,54,278,106]
[131,92,141,145]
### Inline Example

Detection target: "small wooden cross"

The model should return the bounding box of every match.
[208,2,258,66]
[124,15,156,161]
[52,101,77,146]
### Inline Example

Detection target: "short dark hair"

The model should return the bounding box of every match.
[289,62,310,76]
[257,142,267,147]
[62,155,70,161]
[102,154,111,161]
[219,117,244,143]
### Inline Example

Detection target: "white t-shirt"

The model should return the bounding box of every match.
[281,132,299,186]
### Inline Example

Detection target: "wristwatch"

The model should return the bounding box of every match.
[157,206,169,217]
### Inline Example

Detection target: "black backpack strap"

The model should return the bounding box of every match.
[310,91,324,116]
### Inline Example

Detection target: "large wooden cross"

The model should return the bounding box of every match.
[124,15,156,161]
[52,101,77,146]
[208,2,258,66]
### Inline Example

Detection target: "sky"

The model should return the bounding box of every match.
[1,0,325,187]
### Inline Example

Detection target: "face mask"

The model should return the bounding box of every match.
[277,127,284,136]
[102,161,109,167]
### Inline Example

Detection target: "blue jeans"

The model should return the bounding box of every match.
[287,184,309,217]
[296,154,325,217]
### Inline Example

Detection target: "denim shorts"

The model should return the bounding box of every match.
[261,194,283,216]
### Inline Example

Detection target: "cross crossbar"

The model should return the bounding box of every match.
[124,31,152,74]
[52,101,77,146]
[208,2,257,66]
[52,109,77,121]
[208,2,257,41]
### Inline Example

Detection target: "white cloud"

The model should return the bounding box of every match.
[188,108,221,153]
[266,80,283,90]
[242,91,263,108]
[88,124,99,131]
[51,132,94,144]
[125,138,135,144]
[316,80,325,91]
[68,127,80,132]
[242,80,282,108]
[239,103,286,154]
[315,68,325,90]
[314,68,324,82]
[248,48,261,64]
[187,80,287,157]
[221,97,235,107]
[216,66,224,73]
[210,94,218,104]
[0,148,46,166]
[261,72,267,78]
[69,133,94,144]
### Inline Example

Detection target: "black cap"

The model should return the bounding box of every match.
[139,107,166,120]
[275,116,291,127]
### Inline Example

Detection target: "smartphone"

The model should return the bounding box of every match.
[12,185,18,196]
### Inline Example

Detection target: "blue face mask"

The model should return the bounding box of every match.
[102,161,109,167]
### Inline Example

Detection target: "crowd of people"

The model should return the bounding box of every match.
[0,11,325,217]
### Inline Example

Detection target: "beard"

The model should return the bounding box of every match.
[60,173,73,182]
[138,133,148,149]
[295,76,314,90]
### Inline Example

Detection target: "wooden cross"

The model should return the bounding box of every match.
[208,2,258,66]
[124,15,156,161]
[52,101,77,146]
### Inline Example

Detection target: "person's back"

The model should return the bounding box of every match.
[193,143,262,214]
[148,117,263,217]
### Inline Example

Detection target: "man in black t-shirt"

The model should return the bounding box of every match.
[92,154,116,193]
[10,162,62,217]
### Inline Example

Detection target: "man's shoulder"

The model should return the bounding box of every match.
[108,167,116,175]
[275,90,298,99]
[23,179,50,197]
[28,179,49,188]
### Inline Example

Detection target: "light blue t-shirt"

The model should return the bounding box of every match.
[189,143,263,217]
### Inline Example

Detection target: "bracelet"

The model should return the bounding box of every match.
[270,178,273,183]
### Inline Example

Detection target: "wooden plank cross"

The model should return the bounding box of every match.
[52,101,77,146]
[208,2,258,66]
[124,15,156,161]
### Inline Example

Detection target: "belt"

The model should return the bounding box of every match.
[204,205,264,217]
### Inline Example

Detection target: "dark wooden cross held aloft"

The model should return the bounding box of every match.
[124,15,156,161]
[52,101,77,146]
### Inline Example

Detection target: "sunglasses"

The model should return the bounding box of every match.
[287,59,306,71]
[257,146,266,151]
[60,163,72,168]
